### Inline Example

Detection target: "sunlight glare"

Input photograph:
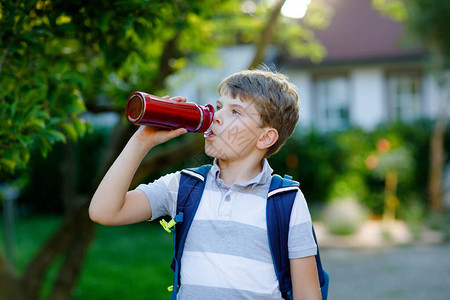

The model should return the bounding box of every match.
[281,0,311,19]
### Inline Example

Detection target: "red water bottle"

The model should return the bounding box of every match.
[126,92,214,132]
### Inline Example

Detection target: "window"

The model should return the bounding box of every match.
[387,73,422,122]
[315,76,350,131]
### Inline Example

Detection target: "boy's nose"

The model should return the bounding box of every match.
[213,109,222,125]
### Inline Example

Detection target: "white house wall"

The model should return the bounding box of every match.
[286,66,386,131]
[423,73,442,119]
[351,67,385,129]
[284,70,313,130]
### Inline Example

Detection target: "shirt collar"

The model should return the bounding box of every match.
[210,158,273,188]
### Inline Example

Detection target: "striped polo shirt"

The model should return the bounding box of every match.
[136,159,317,299]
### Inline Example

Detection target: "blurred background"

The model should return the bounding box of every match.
[1,0,450,299]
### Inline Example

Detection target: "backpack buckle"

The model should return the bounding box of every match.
[159,212,184,233]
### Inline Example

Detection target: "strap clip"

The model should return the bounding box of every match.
[159,212,184,233]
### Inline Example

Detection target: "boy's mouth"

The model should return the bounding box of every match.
[204,128,215,138]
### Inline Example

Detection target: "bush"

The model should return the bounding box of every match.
[269,120,442,218]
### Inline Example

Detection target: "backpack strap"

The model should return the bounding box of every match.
[170,164,212,299]
[267,174,299,300]
[267,174,329,300]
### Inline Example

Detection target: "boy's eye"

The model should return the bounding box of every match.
[232,109,240,115]
[216,105,222,111]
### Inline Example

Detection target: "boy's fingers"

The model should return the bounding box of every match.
[161,95,186,103]
[167,128,188,139]
[175,127,188,136]
[170,96,187,103]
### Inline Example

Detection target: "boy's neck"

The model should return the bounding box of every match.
[217,156,265,186]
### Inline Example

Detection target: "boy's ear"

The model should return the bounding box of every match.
[256,128,279,150]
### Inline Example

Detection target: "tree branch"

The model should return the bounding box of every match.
[49,208,95,300]
[0,48,10,74]
[154,30,183,91]
[0,254,26,300]
[249,0,287,69]
[21,211,83,299]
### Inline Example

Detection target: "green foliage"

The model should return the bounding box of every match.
[1,1,88,175]
[328,173,369,203]
[270,120,437,216]
[0,58,88,172]
[277,0,332,63]
[372,0,408,22]
[405,0,450,63]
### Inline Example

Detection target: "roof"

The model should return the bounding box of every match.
[279,0,425,67]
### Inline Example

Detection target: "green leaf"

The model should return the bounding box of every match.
[43,129,67,144]
[59,123,78,141]
[17,135,33,147]
[37,135,52,158]
[0,158,16,174]
[72,118,87,138]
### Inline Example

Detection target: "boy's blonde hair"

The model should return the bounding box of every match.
[218,69,300,157]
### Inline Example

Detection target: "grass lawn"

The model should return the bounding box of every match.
[0,215,175,300]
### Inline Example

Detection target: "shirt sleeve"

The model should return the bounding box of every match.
[288,189,317,259]
[135,171,181,221]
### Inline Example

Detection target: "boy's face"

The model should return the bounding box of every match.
[204,93,266,162]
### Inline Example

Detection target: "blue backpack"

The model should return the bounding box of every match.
[159,165,329,300]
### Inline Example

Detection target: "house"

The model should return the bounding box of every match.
[278,0,439,132]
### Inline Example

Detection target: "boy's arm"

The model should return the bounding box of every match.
[89,123,187,226]
[290,256,322,300]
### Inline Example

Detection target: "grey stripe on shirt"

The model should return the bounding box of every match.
[288,222,318,259]
[179,284,281,300]
[184,220,273,263]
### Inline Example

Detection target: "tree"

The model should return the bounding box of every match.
[373,0,450,213]
[0,0,328,298]
[405,0,450,213]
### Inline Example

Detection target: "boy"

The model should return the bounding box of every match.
[89,69,321,299]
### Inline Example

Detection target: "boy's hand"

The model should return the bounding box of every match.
[132,96,188,147]
[134,125,187,146]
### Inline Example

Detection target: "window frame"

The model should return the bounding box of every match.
[386,71,423,122]
[313,74,351,132]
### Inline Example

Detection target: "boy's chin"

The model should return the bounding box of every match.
[204,144,228,161]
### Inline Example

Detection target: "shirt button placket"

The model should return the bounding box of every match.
[218,192,232,220]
